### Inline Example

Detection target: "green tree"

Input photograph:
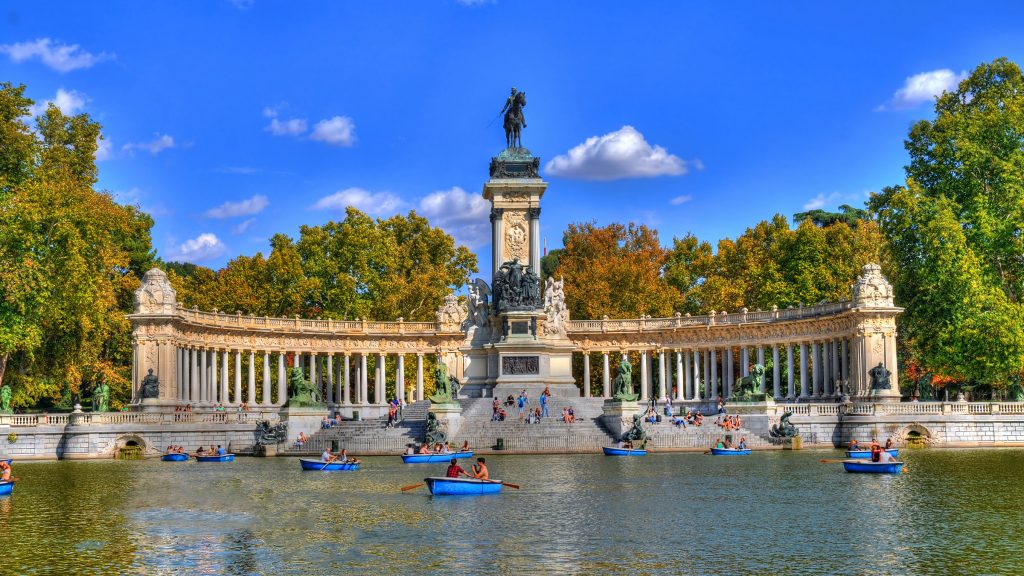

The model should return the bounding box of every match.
[871,57,1024,389]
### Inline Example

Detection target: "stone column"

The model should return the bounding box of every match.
[692,350,701,401]
[397,354,406,403]
[277,353,286,406]
[811,342,821,398]
[490,208,503,278]
[212,350,220,404]
[375,353,385,404]
[602,353,611,398]
[658,351,667,401]
[234,351,242,405]
[831,341,840,396]
[581,353,591,398]
[725,347,734,398]
[310,352,318,400]
[740,347,749,377]
[529,207,541,272]
[175,348,183,402]
[247,350,256,405]
[676,351,685,401]
[343,354,352,404]
[360,354,368,404]
[840,339,849,383]
[799,343,808,399]
[221,350,229,405]
[786,345,795,400]
[639,351,649,402]
[757,346,765,370]
[710,349,718,399]
[262,352,271,406]
[772,345,781,400]
[199,348,208,404]
[326,354,335,405]
[415,354,423,401]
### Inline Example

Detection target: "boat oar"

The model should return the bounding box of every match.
[320,458,336,471]
[818,459,847,463]
[491,480,519,489]
[400,482,425,491]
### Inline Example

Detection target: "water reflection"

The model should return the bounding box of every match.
[1,449,1022,574]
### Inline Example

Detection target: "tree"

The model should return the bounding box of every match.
[551,222,677,319]
[0,86,154,408]
[792,204,869,227]
[870,58,1024,390]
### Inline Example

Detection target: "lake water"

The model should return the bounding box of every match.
[1,449,1022,575]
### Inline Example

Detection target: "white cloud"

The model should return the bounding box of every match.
[95,136,113,161]
[418,186,491,247]
[881,69,967,110]
[122,134,175,155]
[669,194,693,205]
[310,116,357,147]
[232,218,256,235]
[802,191,845,210]
[30,87,87,116]
[312,187,403,215]
[545,125,689,180]
[204,195,269,218]
[0,38,113,72]
[266,116,307,136]
[167,233,226,262]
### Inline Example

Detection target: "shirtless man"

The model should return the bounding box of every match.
[471,457,489,481]
[0,460,11,481]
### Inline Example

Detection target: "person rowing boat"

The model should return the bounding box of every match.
[471,457,489,481]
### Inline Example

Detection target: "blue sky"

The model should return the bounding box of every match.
[4,1,1024,271]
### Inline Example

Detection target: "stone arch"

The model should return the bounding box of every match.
[112,434,149,455]
[893,423,936,447]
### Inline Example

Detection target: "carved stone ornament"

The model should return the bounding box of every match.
[436,293,468,328]
[133,268,178,314]
[504,210,529,262]
[489,148,541,179]
[851,263,894,308]
[502,355,539,375]
[543,276,570,338]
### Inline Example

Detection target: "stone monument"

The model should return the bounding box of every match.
[601,355,642,438]
[850,264,902,402]
[459,88,577,398]
[129,268,179,409]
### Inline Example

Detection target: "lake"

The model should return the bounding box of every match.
[1,449,1022,575]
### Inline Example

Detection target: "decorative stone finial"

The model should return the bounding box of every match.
[133,268,177,314]
[852,263,895,307]
[436,293,468,329]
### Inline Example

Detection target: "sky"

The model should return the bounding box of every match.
[3,1,1024,272]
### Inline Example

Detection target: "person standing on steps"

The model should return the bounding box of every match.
[540,388,549,418]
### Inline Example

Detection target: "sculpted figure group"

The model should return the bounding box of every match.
[492,258,541,313]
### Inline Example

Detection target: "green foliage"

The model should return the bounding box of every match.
[871,58,1024,388]
[792,204,869,227]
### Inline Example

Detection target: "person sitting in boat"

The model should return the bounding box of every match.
[405,445,415,456]
[441,443,452,454]
[417,443,430,455]
[321,448,337,463]
[870,445,882,462]
[446,458,469,478]
[471,457,489,480]
[870,437,880,451]
[166,445,174,454]
[877,448,895,463]
[714,439,725,450]
[1,460,11,481]
[460,440,470,452]
[737,437,747,450]
[339,449,360,464]
[196,446,206,456]
[884,438,893,450]
[849,438,860,450]
[216,445,226,456]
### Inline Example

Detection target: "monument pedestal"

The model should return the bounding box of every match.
[278,406,328,442]
[428,402,463,438]
[782,436,803,450]
[600,400,641,439]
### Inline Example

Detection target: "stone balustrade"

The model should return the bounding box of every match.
[1,410,281,427]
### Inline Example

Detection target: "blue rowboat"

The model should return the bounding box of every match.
[161,453,189,462]
[424,476,502,495]
[1,458,11,466]
[195,454,234,462]
[401,451,472,464]
[0,481,13,496]
[842,459,904,474]
[603,446,646,456]
[710,447,752,456]
[299,458,360,471]
[846,448,898,459]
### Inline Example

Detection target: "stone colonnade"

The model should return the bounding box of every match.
[572,339,853,401]
[168,347,432,407]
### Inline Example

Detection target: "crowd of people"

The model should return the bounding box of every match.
[713,437,748,450]
[715,414,742,431]
[406,440,471,455]
[320,447,360,464]
[849,437,896,462]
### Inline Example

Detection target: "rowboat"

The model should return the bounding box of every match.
[0,481,13,496]
[842,459,904,474]
[1,458,11,466]
[710,447,752,456]
[846,448,898,459]
[401,451,472,464]
[195,454,235,462]
[161,453,189,462]
[424,476,502,495]
[299,458,360,471]
[603,446,646,456]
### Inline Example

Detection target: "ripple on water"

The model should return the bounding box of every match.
[2,449,1024,574]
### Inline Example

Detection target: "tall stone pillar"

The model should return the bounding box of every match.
[415,354,423,401]
[309,352,318,400]
[840,339,849,383]
[210,350,218,404]
[199,348,208,404]
[582,353,591,398]
[849,264,902,401]
[359,354,368,405]
[658,351,667,401]
[710,349,718,399]
[676,351,685,401]
[234,351,242,405]
[757,346,765,370]
[639,351,649,402]
[799,343,808,399]
[831,341,840,396]
[725,347,733,398]
[786,345,795,400]
[529,207,541,273]
[262,352,271,406]
[247,350,256,405]
[397,354,406,403]
[176,348,183,402]
[221,350,229,405]
[772,345,781,399]
[811,342,820,398]
[740,347,749,377]
[343,354,352,404]
[602,353,610,398]
[277,353,286,406]
[375,353,385,404]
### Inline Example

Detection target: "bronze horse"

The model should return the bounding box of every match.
[504,91,527,149]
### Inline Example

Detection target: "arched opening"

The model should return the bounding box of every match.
[115,435,146,460]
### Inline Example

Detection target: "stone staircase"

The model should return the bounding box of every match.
[451,396,617,453]
[281,401,430,456]
[642,417,774,450]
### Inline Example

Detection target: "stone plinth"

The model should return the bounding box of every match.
[429,402,463,438]
[781,436,802,450]
[600,400,641,439]
[278,406,329,442]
